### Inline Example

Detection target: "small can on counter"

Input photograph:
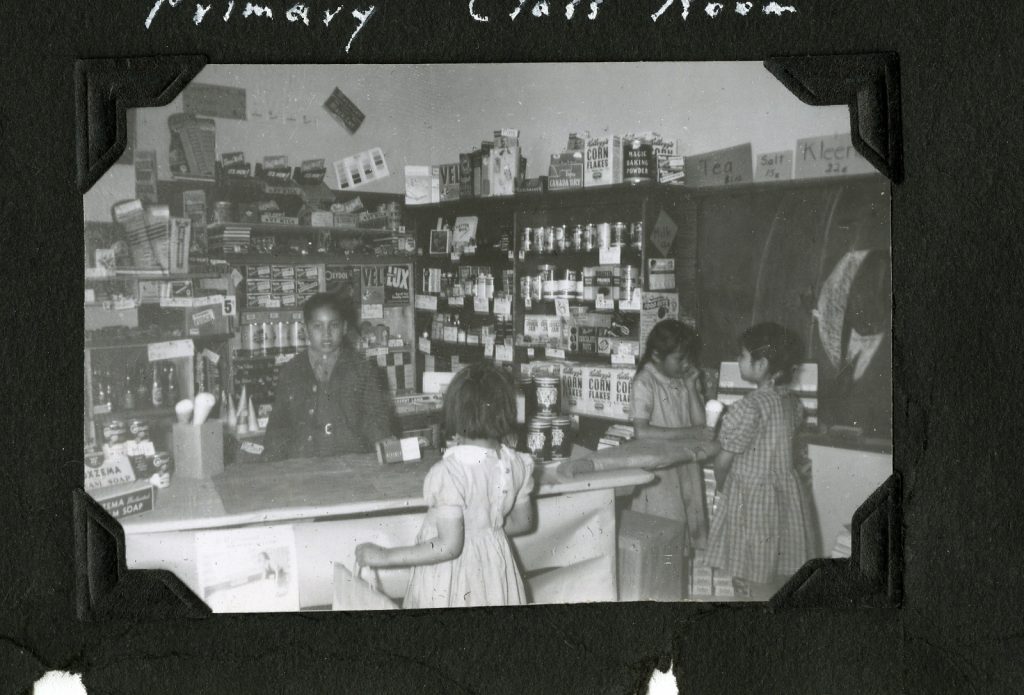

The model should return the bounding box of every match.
[151,451,174,488]
[550,416,573,459]
[526,417,553,462]
[84,447,105,470]
[103,420,127,445]
[129,418,150,442]
[534,375,561,415]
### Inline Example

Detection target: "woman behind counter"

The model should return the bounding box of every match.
[261,293,397,461]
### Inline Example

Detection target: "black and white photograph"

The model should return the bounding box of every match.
[80,62,892,612]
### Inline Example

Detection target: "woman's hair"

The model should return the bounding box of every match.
[637,319,702,372]
[443,361,517,442]
[302,292,357,326]
[740,322,802,384]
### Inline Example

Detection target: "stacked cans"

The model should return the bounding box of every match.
[523,375,573,463]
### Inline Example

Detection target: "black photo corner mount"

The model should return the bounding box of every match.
[765,53,903,182]
[771,474,902,610]
[74,490,211,621]
[76,55,208,193]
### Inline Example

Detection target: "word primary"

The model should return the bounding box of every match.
[144,1,377,52]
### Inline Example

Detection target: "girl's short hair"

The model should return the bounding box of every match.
[443,362,517,442]
[740,322,802,384]
[637,319,701,372]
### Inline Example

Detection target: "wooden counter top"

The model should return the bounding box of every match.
[118,449,654,536]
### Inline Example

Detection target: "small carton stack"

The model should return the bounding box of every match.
[688,552,736,599]
[598,423,635,450]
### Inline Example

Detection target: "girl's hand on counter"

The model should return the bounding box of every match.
[355,543,387,568]
[554,458,595,482]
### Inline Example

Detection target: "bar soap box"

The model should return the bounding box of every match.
[375,436,422,465]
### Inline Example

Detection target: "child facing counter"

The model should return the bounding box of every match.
[355,362,535,608]
[706,322,813,600]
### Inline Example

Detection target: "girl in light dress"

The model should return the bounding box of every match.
[356,362,535,608]
[707,322,813,600]
[628,320,708,549]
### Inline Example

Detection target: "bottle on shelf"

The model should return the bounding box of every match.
[165,363,178,405]
[103,369,114,411]
[135,363,150,406]
[122,368,136,410]
[151,364,165,407]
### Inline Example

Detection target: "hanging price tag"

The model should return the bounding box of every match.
[418,337,431,354]
[508,251,515,260]
[493,296,512,317]
[612,353,637,366]
[473,296,489,313]
[147,340,194,361]
[518,250,525,261]
[494,345,513,363]
[526,348,535,358]
[361,304,384,319]
[450,252,461,262]
[202,348,221,365]
[240,441,265,455]
[275,353,295,366]
[366,347,388,358]
[483,336,496,352]
[599,247,621,265]
[415,295,438,311]
[595,296,615,311]
[548,348,566,360]
[447,295,464,307]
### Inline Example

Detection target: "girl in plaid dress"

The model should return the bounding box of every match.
[707,323,812,600]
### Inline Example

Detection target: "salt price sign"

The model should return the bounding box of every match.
[755,150,794,181]
[794,134,878,179]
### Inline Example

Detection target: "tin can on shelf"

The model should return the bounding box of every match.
[534,375,561,414]
[551,416,573,459]
[543,226,555,254]
[521,227,533,253]
[583,224,597,252]
[572,225,584,252]
[563,269,578,299]
[526,416,553,462]
[622,266,639,302]
[533,226,546,253]
[612,222,627,248]
[630,221,644,250]
[520,276,532,301]
[597,222,612,250]
[554,226,567,253]
[530,275,543,302]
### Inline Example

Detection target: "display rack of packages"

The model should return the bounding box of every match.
[406,183,698,459]
[84,223,235,497]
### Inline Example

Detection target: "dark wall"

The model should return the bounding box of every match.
[693,175,892,437]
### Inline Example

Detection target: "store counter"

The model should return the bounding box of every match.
[118,450,656,609]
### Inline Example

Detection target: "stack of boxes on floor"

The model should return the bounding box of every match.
[690,465,735,599]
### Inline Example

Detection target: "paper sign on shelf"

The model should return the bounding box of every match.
[361,304,384,319]
[240,441,265,455]
[447,295,464,307]
[473,296,490,314]
[599,247,622,265]
[202,348,221,365]
[494,345,513,363]
[366,347,389,358]
[415,295,438,311]
[548,348,566,360]
[612,354,637,366]
[418,337,431,354]
[595,297,615,311]
[148,340,194,362]
[274,354,294,366]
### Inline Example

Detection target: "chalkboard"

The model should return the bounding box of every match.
[694,176,891,437]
